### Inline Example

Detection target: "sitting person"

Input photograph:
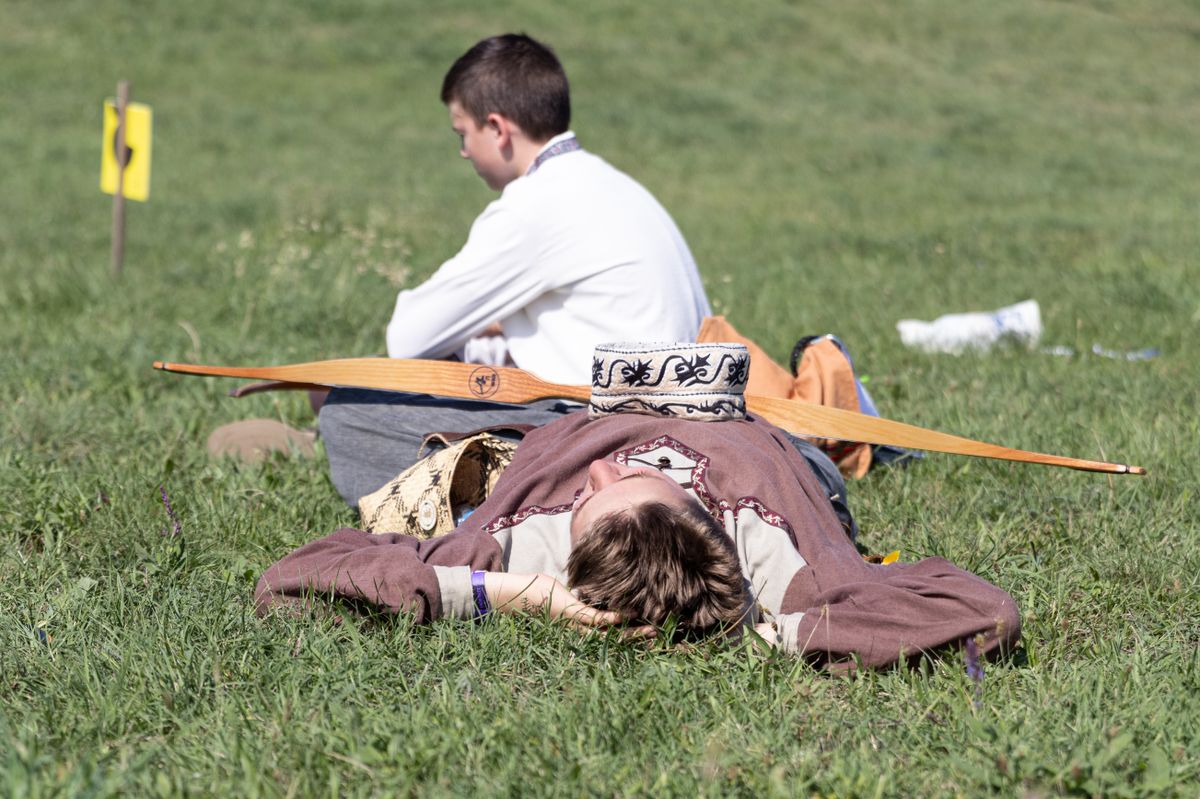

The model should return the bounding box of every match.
[319,33,712,504]
[257,344,1019,670]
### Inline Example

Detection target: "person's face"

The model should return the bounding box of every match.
[448,100,510,191]
[569,459,694,544]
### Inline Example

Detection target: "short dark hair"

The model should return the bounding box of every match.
[440,33,571,142]
[567,500,749,640]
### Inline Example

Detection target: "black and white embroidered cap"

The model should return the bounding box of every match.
[589,342,750,422]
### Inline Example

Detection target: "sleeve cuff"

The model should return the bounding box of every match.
[776,612,807,654]
[432,565,475,620]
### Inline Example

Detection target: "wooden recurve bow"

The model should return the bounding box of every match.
[154,357,1146,476]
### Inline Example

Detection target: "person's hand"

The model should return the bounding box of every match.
[752,621,780,649]
[484,572,623,630]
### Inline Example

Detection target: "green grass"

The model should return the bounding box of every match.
[2,0,1198,795]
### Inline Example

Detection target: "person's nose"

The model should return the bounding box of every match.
[587,459,635,489]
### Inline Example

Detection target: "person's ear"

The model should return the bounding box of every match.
[484,112,511,148]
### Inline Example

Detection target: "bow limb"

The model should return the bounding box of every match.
[153,357,1145,475]
[743,395,1143,474]
[154,357,589,405]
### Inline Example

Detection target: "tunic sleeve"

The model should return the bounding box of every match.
[254,527,503,623]
[776,557,1021,670]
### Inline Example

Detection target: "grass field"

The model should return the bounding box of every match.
[2,0,1198,795]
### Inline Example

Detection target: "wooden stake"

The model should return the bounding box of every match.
[110,80,130,277]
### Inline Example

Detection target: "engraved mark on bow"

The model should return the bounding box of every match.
[469,366,500,398]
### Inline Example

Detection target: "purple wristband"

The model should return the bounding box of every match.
[470,570,490,619]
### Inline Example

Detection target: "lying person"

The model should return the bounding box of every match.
[257,344,1019,670]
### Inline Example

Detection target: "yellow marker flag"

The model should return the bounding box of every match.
[100,99,152,201]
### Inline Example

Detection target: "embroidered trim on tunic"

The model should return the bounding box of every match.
[733,497,794,538]
[614,435,793,536]
[614,435,719,519]
[480,502,573,534]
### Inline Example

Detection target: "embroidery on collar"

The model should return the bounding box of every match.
[616,435,717,517]
[615,436,794,536]
[526,135,581,176]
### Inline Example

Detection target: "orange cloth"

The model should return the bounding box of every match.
[697,316,872,478]
[696,315,795,398]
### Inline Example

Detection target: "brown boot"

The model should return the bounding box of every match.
[206,419,317,463]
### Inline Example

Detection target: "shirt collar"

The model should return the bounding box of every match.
[525,131,581,176]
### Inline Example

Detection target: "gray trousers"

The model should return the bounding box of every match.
[319,388,577,506]
[319,388,856,540]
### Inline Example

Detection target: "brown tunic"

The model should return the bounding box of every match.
[256,411,1020,669]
